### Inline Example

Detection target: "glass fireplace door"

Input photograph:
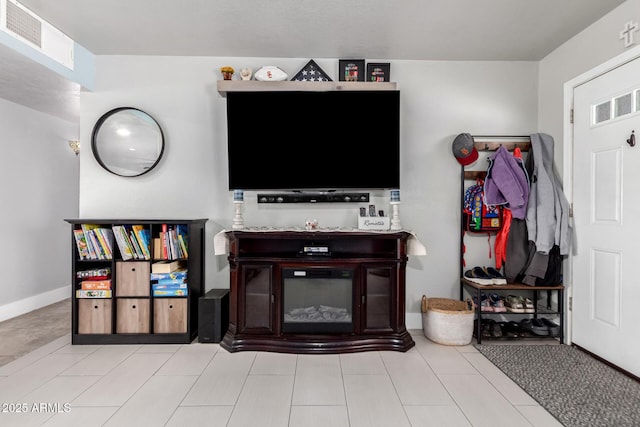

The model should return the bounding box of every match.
[282,268,354,334]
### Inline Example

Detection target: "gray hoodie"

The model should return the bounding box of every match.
[526,133,571,256]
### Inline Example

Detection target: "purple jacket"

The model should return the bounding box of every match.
[483,145,530,219]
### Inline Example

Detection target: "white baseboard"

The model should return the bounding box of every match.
[0,286,70,323]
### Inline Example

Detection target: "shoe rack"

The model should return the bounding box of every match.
[458,136,565,344]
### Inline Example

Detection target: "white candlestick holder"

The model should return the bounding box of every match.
[232,201,245,229]
[390,201,401,230]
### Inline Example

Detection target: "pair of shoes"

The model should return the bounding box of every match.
[464,266,507,285]
[473,293,494,312]
[483,267,507,285]
[540,317,560,336]
[497,321,519,338]
[504,295,525,313]
[504,295,535,313]
[482,319,502,337]
[464,267,493,285]
[489,293,507,313]
[520,318,549,336]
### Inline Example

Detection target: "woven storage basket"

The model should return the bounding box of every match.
[421,295,474,346]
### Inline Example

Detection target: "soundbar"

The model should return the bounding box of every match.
[257,192,370,204]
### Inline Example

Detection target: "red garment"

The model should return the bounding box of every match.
[495,208,512,269]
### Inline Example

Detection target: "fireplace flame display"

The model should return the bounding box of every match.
[284,305,352,323]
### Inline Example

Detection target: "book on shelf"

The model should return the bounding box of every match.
[76,267,111,279]
[112,225,138,260]
[80,224,100,259]
[79,224,112,260]
[177,233,189,258]
[154,278,187,286]
[73,229,90,260]
[153,288,188,297]
[161,224,168,259]
[81,280,112,290]
[153,238,163,259]
[128,229,144,259]
[76,290,112,298]
[152,283,188,290]
[93,227,113,259]
[132,225,151,260]
[150,269,187,281]
[151,260,181,274]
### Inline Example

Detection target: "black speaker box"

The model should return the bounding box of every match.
[198,289,229,343]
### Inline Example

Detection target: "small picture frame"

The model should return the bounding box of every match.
[366,62,391,82]
[338,59,365,82]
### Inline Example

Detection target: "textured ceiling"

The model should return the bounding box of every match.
[0,0,628,122]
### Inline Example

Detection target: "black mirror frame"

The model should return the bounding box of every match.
[91,107,165,177]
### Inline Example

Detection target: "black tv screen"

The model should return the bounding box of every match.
[226,90,400,190]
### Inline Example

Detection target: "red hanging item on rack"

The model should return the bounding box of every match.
[494,208,512,269]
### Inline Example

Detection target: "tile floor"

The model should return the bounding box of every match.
[0,301,563,427]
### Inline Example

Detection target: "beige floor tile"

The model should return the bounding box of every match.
[344,374,411,427]
[340,351,386,374]
[382,349,454,405]
[165,406,233,427]
[227,375,294,427]
[292,354,345,405]
[250,351,297,375]
[181,351,255,405]
[438,373,533,427]
[72,353,172,406]
[289,405,350,427]
[104,375,197,426]
[404,405,473,427]
[42,406,119,426]
[156,343,219,376]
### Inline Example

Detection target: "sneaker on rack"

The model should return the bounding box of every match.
[522,296,535,313]
[504,295,525,313]
[463,267,494,285]
[473,294,494,312]
[541,317,560,336]
[489,293,507,313]
[483,267,507,285]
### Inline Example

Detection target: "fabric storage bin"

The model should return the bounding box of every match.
[421,295,474,346]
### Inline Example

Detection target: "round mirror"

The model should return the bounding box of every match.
[92,107,165,177]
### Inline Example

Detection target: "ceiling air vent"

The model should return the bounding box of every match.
[0,0,74,70]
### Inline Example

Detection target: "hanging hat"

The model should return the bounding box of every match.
[452,133,478,166]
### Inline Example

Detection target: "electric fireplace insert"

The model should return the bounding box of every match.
[282,268,354,334]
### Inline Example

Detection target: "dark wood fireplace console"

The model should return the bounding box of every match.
[220,230,415,354]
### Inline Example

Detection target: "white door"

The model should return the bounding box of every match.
[572,57,640,377]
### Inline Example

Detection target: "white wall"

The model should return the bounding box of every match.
[79,56,538,327]
[538,0,640,171]
[0,98,78,321]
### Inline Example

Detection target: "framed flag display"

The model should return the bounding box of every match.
[291,59,332,82]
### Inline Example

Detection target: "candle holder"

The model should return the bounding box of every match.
[232,190,245,229]
[390,189,401,230]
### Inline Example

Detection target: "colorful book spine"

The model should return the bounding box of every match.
[152,283,188,290]
[150,270,188,281]
[81,280,112,290]
[73,229,90,260]
[81,224,100,260]
[132,225,151,260]
[76,290,112,298]
[153,280,187,287]
[153,289,188,297]
[112,226,134,260]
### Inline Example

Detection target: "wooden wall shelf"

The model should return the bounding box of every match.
[217,80,397,95]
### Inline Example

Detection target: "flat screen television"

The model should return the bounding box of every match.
[226,90,400,191]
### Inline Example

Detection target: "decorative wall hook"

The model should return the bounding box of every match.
[627,130,635,147]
